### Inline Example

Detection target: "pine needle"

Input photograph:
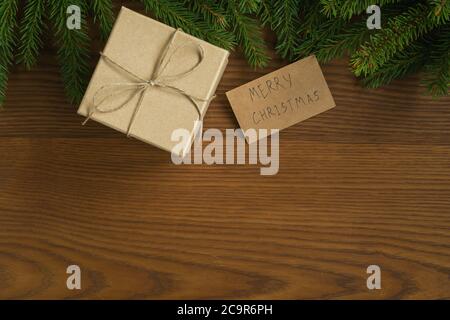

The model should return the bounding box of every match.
[225,0,269,68]
[271,0,301,60]
[0,0,449,107]
[350,3,448,77]
[17,0,45,70]
[315,20,371,63]
[320,0,405,19]
[49,0,91,104]
[141,0,235,50]
[91,0,114,40]
[295,5,347,58]
[0,0,18,108]
[362,41,428,89]
[258,0,273,27]
[423,24,450,97]
[186,0,229,28]
[238,0,261,14]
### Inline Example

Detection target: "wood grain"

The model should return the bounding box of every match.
[0,3,450,299]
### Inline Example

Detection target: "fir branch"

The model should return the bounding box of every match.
[140,0,235,50]
[225,0,269,68]
[423,24,450,97]
[49,0,91,104]
[295,8,347,58]
[362,41,428,89]
[185,0,229,28]
[17,0,45,70]
[238,0,261,14]
[313,5,408,63]
[428,0,450,22]
[297,0,328,38]
[258,0,273,27]
[0,0,18,108]
[315,20,372,63]
[91,0,114,40]
[0,0,448,106]
[320,0,339,18]
[320,0,405,20]
[271,0,301,60]
[350,3,448,77]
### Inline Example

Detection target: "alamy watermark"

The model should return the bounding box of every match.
[66,265,81,290]
[171,121,280,176]
[366,265,382,290]
[66,5,81,30]
[367,5,382,30]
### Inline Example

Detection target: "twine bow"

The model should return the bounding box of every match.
[83,28,214,137]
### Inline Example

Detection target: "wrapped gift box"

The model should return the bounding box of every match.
[78,7,229,157]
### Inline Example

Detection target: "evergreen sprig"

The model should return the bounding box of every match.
[295,4,347,58]
[225,0,269,68]
[238,0,261,14]
[269,0,301,60]
[17,0,45,70]
[258,0,273,27]
[141,0,235,51]
[428,0,450,22]
[0,0,18,108]
[297,0,327,37]
[320,0,404,20]
[186,0,229,28]
[314,20,372,63]
[49,0,91,104]
[350,3,448,77]
[263,0,449,97]
[0,0,449,108]
[423,24,450,96]
[91,0,114,40]
[362,41,428,88]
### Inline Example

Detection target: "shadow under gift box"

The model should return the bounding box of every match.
[78,6,229,157]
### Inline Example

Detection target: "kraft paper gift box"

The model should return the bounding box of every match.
[78,7,229,157]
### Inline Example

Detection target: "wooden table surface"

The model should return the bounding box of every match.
[1,5,450,300]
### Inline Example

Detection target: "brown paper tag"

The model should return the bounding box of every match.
[226,55,335,144]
